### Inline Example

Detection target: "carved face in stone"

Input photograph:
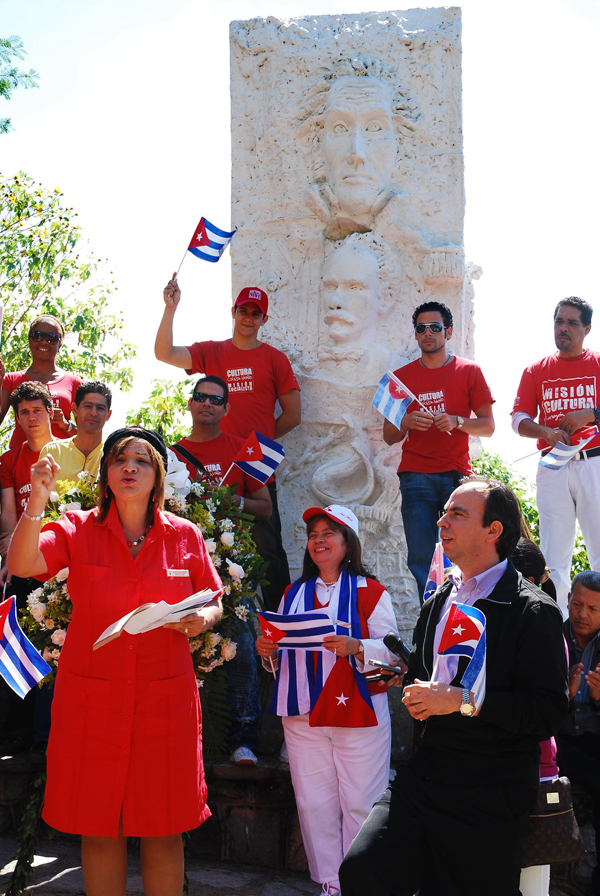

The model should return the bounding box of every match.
[323,242,379,345]
[322,77,397,217]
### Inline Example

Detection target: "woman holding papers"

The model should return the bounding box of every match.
[8,427,222,896]
[255,504,401,896]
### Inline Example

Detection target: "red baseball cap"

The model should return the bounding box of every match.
[302,504,359,536]
[234,287,268,315]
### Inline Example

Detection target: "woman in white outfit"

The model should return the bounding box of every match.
[256,504,401,896]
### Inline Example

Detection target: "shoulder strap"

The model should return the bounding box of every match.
[171,443,217,483]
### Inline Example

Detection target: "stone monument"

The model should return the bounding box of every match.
[230,8,474,628]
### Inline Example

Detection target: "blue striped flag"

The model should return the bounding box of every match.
[539,426,598,470]
[372,371,417,429]
[438,602,487,710]
[258,609,335,650]
[424,541,454,601]
[0,597,52,698]
[232,431,285,485]
[187,217,236,263]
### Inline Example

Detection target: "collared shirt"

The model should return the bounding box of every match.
[562,623,600,737]
[433,559,507,685]
[40,437,103,484]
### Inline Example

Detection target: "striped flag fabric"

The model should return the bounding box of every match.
[0,597,52,698]
[424,541,453,601]
[437,602,486,710]
[233,431,285,485]
[372,370,417,429]
[257,609,335,650]
[539,426,598,470]
[187,216,236,263]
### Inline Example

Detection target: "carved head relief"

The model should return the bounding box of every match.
[323,240,381,346]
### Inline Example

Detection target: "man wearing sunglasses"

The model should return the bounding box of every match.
[171,376,272,768]
[383,301,495,603]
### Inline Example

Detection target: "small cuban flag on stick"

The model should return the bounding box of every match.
[257,609,335,650]
[176,216,237,274]
[424,541,453,602]
[372,370,449,434]
[539,426,598,471]
[0,597,52,698]
[433,601,487,710]
[219,430,285,487]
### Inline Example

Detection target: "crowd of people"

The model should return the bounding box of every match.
[0,284,598,896]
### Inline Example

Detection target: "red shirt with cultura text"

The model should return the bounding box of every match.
[395,356,494,475]
[185,340,300,440]
[172,434,264,495]
[512,349,600,451]
[0,442,41,519]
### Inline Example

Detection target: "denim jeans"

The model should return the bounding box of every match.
[399,470,462,603]
[227,617,261,752]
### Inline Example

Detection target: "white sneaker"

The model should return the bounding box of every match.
[321,884,340,895]
[230,746,258,766]
[279,741,289,764]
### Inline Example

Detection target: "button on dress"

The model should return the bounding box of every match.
[38,504,222,838]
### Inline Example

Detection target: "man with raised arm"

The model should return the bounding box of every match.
[339,477,568,896]
[39,381,112,484]
[512,297,600,615]
[383,300,495,603]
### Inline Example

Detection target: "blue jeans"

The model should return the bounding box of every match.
[399,470,462,603]
[227,617,261,752]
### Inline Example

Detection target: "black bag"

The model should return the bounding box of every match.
[520,776,587,867]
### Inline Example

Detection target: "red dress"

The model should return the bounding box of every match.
[38,504,222,838]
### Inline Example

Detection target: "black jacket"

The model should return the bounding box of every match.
[405,561,568,788]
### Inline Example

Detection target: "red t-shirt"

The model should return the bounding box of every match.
[512,349,600,451]
[396,356,494,475]
[0,442,40,519]
[185,339,300,440]
[3,370,83,448]
[172,434,264,495]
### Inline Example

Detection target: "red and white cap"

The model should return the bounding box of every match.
[302,504,359,536]
[234,286,268,315]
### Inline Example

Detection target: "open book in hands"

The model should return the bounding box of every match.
[93,588,222,651]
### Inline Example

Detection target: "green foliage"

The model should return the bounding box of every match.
[0,36,39,134]
[472,450,589,576]
[6,771,48,896]
[126,378,192,444]
[0,172,137,449]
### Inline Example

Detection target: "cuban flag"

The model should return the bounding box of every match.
[0,598,52,698]
[187,217,236,263]
[539,426,598,470]
[258,609,335,650]
[424,542,453,601]
[308,654,378,728]
[233,431,285,485]
[372,371,416,429]
[437,602,486,710]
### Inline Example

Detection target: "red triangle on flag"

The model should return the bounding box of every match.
[234,431,263,464]
[0,597,13,633]
[188,217,211,249]
[438,604,481,654]
[309,657,377,728]
[258,616,287,643]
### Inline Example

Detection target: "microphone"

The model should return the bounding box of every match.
[383,632,411,666]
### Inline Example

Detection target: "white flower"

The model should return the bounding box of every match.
[209,632,222,647]
[30,603,47,622]
[204,539,217,554]
[221,640,237,661]
[222,584,231,596]
[58,503,68,514]
[221,518,234,532]
[64,501,81,512]
[51,629,67,646]
[226,559,246,581]
[220,532,235,547]
[212,555,222,567]
[55,568,69,582]
[235,605,249,621]
[190,482,204,496]
[165,491,187,511]
[49,490,60,503]
[196,679,204,688]
[27,588,44,605]
[206,500,216,513]
[77,470,92,481]
[44,618,55,629]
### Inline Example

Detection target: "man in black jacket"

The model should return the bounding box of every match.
[339,476,568,896]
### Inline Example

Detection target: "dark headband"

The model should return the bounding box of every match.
[101,427,169,471]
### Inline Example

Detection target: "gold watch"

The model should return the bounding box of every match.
[456,415,465,430]
[460,687,474,716]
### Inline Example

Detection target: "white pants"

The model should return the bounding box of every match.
[519,864,550,896]
[282,693,391,886]
[537,454,600,616]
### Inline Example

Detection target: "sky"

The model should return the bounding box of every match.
[3,0,600,485]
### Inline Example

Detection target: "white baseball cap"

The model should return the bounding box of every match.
[302,504,359,536]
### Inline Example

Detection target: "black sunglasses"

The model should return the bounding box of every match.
[192,391,226,406]
[415,323,446,334]
[30,329,61,345]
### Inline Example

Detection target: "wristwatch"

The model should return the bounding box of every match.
[456,415,465,430]
[460,688,474,716]
[354,640,364,656]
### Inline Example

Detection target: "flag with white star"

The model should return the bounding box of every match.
[257,609,335,650]
[437,602,486,710]
[309,655,378,728]
[187,216,236,263]
[233,430,285,485]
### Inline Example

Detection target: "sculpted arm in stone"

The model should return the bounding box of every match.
[154,273,193,369]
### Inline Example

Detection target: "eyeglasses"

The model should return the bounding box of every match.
[192,392,226,406]
[30,330,61,344]
[415,323,446,334]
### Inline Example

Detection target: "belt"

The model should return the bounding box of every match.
[541,446,600,462]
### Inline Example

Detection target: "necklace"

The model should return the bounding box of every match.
[323,580,338,587]
[127,530,149,547]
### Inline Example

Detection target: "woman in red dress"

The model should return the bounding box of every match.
[8,427,223,896]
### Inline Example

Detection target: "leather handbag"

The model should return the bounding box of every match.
[520,776,587,867]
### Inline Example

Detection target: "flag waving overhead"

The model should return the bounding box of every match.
[0,597,52,698]
[539,426,599,470]
[187,217,236,263]
[437,602,487,711]
[258,609,335,650]
[372,371,417,429]
[232,431,285,485]
[424,541,453,601]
